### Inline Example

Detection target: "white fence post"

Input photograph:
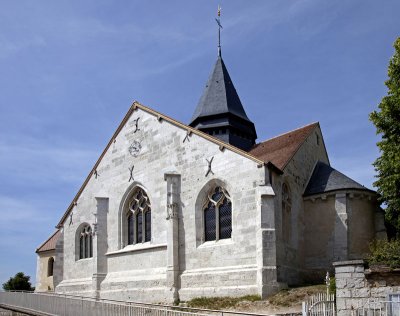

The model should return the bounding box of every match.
[302,301,308,316]
[302,292,336,316]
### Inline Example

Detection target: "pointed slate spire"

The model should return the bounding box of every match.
[189,56,257,150]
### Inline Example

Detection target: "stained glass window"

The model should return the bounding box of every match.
[145,210,151,242]
[126,187,151,245]
[204,202,216,241]
[127,213,134,245]
[203,186,232,241]
[79,235,84,259]
[137,212,143,242]
[219,198,232,239]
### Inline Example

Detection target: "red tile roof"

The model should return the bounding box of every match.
[36,229,61,253]
[248,122,319,170]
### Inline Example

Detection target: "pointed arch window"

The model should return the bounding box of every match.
[203,186,232,241]
[126,187,151,245]
[79,225,93,259]
[282,183,292,243]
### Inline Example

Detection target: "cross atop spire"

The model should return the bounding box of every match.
[216,5,223,57]
[189,6,257,151]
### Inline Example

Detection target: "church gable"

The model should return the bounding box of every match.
[282,123,329,190]
[56,101,265,229]
[55,100,270,299]
[248,122,326,171]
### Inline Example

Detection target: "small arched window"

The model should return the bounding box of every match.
[79,225,93,259]
[126,187,151,245]
[282,183,292,243]
[47,257,54,277]
[203,186,232,241]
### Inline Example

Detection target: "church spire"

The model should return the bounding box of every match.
[189,7,257,151]
[216,5,222,57]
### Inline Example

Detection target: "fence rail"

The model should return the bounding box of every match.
[356,299,400,316]
[302,293,335,316]
[0,291,299,316]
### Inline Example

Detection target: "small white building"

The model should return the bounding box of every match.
[35,53,386,303]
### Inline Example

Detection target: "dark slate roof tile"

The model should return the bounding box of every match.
[190,57,251,123]
[304,161,373,196]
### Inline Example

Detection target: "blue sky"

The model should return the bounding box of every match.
[0,0,399,286]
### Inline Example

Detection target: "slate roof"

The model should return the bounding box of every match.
[36,229,60,253]
[248,122,319,170]
[190,56,252,124]
[304,161,373,196]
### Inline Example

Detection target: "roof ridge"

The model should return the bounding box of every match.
[36,229,60,253]
[280,122,319,170]
[134,101,262,163]
[256,122,319,145]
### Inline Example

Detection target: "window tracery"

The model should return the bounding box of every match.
[126,187,151,245]
[203,186,232,241]
[79,225,93,259]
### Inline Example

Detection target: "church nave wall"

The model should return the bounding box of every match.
[55,106,268,301]
[273,126,329,286]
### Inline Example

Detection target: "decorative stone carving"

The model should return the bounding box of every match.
[128,140,142,157]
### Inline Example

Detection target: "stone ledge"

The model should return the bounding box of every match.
[365,265,400,274]
[197,238,233,249]
[105,243,167,256]
[333,260,365,267]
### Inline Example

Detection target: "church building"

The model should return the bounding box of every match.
[35,25,386,301]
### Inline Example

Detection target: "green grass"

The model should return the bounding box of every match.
[186,295,261,310]
[268,285,326,307]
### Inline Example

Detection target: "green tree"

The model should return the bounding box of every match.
[2,272,34,291]
[370,37,400,234]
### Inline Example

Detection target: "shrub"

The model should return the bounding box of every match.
[329,277,336,294]
[2,272,34,291]
[367,239,400,269]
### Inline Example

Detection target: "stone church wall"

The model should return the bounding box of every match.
[303,191,383,283]
[35,251,55,292]
[303,196,336,279]
[274,127,329,286]
[348,197,379,259]
[55,107,267,302]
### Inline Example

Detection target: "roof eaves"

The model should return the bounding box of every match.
[303,187,377,198]
[266,161,284,175]
[35,229,60,253]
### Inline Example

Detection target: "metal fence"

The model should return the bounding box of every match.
[0,291,299,316]
[356,298,400,316]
